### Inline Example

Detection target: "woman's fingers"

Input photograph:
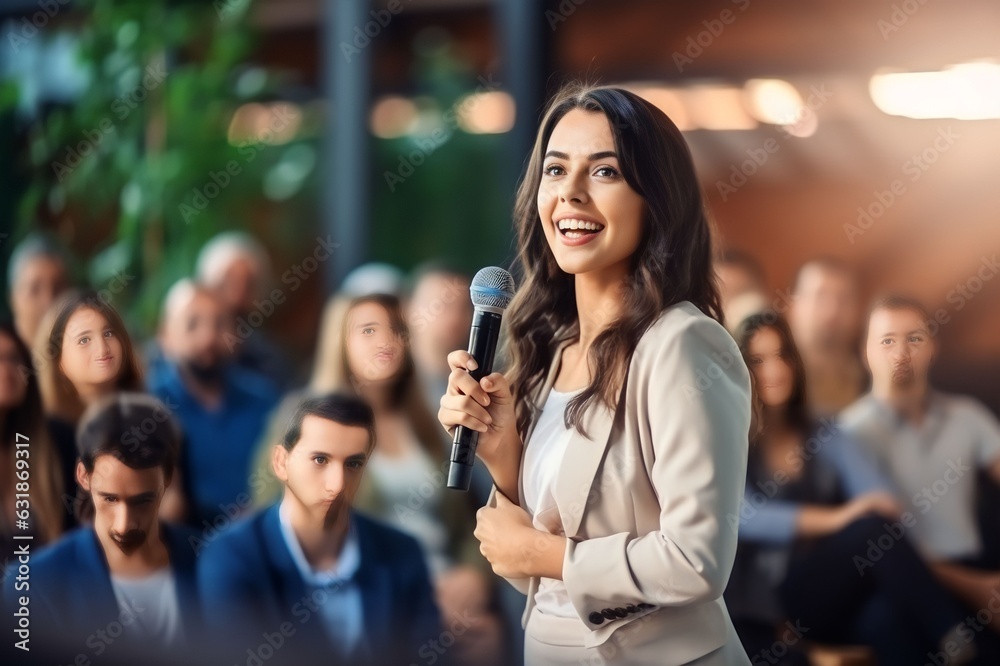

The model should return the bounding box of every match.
[440,393,493,426]
[447,367,490,406]
[446,349,478,372]
[438,405,490,434]
[480,372,512,402]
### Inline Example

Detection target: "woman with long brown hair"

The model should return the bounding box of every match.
[439,83,752,664]
[0,320,64,555]
[33,290,144,524]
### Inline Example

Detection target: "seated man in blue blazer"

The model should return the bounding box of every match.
[197,392,443,666]
[2,393,199,664]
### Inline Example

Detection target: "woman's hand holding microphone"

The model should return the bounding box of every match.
[438,350,567,580]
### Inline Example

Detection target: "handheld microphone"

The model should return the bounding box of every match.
[446,266,516,491]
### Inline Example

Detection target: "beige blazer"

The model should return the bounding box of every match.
[489,300,752,665]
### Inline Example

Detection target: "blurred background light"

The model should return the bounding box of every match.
[870,61,1000,120]
[455,90,515,134]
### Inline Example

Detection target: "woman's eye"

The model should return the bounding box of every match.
[104,330,114,338]
[881,339,893,345]
[594,166,618,178]
[313,456,327,465]
[347,460,364,470]
[542,164,564,177]
[104,497,117,503]
[79,337,89,345]
[362,328,374,335]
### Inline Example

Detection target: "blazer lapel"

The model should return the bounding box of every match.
[519,331,622,539]
[554,390,619,538]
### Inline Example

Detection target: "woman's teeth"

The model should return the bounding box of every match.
[557,219,605,238]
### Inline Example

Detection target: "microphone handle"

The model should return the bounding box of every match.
[447,309,502,490]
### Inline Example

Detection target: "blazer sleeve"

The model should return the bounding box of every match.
[561,315,751,617]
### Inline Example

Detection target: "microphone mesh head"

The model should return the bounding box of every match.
[470,267,515,311]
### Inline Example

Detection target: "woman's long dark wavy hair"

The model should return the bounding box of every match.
[735,311,810,444]
[505,83,722,439]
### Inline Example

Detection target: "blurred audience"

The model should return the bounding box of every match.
[198,393,442,666]
[7,233,71,348]
[149,279,278,527]
[840,295,1000,635]
[728,312,981,665]
[195,231,292,389]
[34,290,145,526]
[715,249,769,335]
[788,257,867,418]
[0,320,64,560]
[403,261,474,415]
[2,393,198,661]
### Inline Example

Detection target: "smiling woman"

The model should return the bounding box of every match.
[438,83,753,665]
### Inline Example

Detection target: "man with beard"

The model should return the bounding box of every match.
[2,393,199,663]
[840,296,1000,646]
[197,393,442,666]
[150,279,279,527]
[788,258,867,418]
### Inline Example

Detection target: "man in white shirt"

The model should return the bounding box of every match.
[840,295,1000,648]
[2,393,199,664]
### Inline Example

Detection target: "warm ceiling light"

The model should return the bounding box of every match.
[744,78,806,126]
[685,85,757,130]
[870,62,1000,120]
[632,87,694,131]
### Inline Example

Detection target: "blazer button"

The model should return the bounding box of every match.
[626,604,639,614]
[588,612,605,625]
[601,609,616,621]
[613,607,628,618]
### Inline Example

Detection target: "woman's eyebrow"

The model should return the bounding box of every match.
[544,150,618,160]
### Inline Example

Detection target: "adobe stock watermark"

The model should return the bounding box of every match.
[672,0,751,73]
[925,586,1000,666]
[339,0,413,63]
[545,0,588,31]
[6,0,70,53]
[383,74,501,193]
[727,418,839,533]
[877,0,933,41]
[852,457,971,575]
[715,83,834,202]
[179,105,298,223]
[222,235,339,352]
[843,126,959,244]
[27,270,136,380]
[51,62,168,183]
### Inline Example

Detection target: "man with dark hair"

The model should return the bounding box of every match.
[197,392,443,666]
[2,393,200,663]
[840,296,1000,649]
